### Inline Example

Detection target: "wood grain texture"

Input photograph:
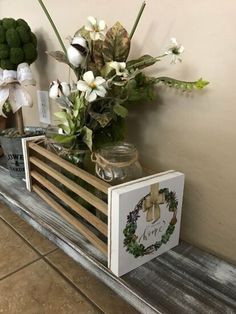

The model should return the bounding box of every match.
[32,184,107,255]
[0,166,107,265]
[0,165,236,314]
[28,143,110,194]
[29,156,108,216]
[125,242,236,313]
[30,170,107,236]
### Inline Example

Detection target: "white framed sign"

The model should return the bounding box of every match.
[108,171,185,277]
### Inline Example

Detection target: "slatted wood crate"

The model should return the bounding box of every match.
[23,138,184,277]
[24,139,110,256]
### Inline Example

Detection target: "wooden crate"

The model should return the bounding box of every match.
[24,138,185,277]
[24,139,110,256]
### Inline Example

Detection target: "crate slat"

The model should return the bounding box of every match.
[28,142,110,194]
[31,170,107,236]
[32,184,107,255]
[29,156,108,216]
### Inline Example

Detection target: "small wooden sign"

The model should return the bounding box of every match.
[108,171,185,276]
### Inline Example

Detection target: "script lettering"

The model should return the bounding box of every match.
[139,220,167,242]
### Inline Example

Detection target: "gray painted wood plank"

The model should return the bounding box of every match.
[125,246,236,313]
[0,164,236,314]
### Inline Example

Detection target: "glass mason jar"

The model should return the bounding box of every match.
[92,142,143,185]
[45,126,95,208]
[45,126,94,172]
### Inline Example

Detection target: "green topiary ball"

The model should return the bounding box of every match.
[0,17,37,70]
[0,44,9,59]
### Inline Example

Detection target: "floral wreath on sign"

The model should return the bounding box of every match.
[123,187,178,258]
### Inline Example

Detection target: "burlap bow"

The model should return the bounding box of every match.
[143,183,165,223]
[0,63,36,117]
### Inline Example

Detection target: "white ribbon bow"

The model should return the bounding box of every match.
[0,63,36,117]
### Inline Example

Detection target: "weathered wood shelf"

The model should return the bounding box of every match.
[0,162,236,314]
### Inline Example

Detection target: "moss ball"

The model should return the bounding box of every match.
[17,19,30,31]
[2,18,17,30]
[6,28,21,48]
[10,47,24,65]
[16,26,31,44]
[31,32,37,47]
[0,18,37,69]
[23,42,37,64]
[0,26,5,44]
[0,44,10,59]
[1,59,15,70]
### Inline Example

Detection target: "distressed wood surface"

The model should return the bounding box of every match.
[126,243,236,313]
[0,164,236,314]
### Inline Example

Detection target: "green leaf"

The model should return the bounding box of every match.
[89,111,113,128]
[93,40,105,70]
[102,22,130,62]
[155,77,209,91]
[74,94,85,111]
[194,78,209,89]
[127,54,158,70]
[82,126,93,151]
[124,73,156,102]
[113,104,128,118]
[54,111,69,121]
[56,95,73,109]
[101,62,115,78]
[68,118,75,133]
[73,109,79,118]
[57,124,70,134]
[46,51,70,65]
[74,26,90,41]
[52,134,76,144]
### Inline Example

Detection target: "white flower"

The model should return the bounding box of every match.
[165,38,184,64]
[108,61,128,77]
[67,36,88,68]
[85,16,107,41]
[49,80,71,99]
[77,71,106,102]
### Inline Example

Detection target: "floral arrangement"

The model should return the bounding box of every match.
[38,1,208,150]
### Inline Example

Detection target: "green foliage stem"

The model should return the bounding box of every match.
[155,77,209,91]
[37,0,67,55]
[130,1,146,40]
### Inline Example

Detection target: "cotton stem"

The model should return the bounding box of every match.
[130,1,146,40]
[37,0,67,55]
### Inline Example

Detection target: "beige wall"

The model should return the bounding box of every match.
[1,0,236,264]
